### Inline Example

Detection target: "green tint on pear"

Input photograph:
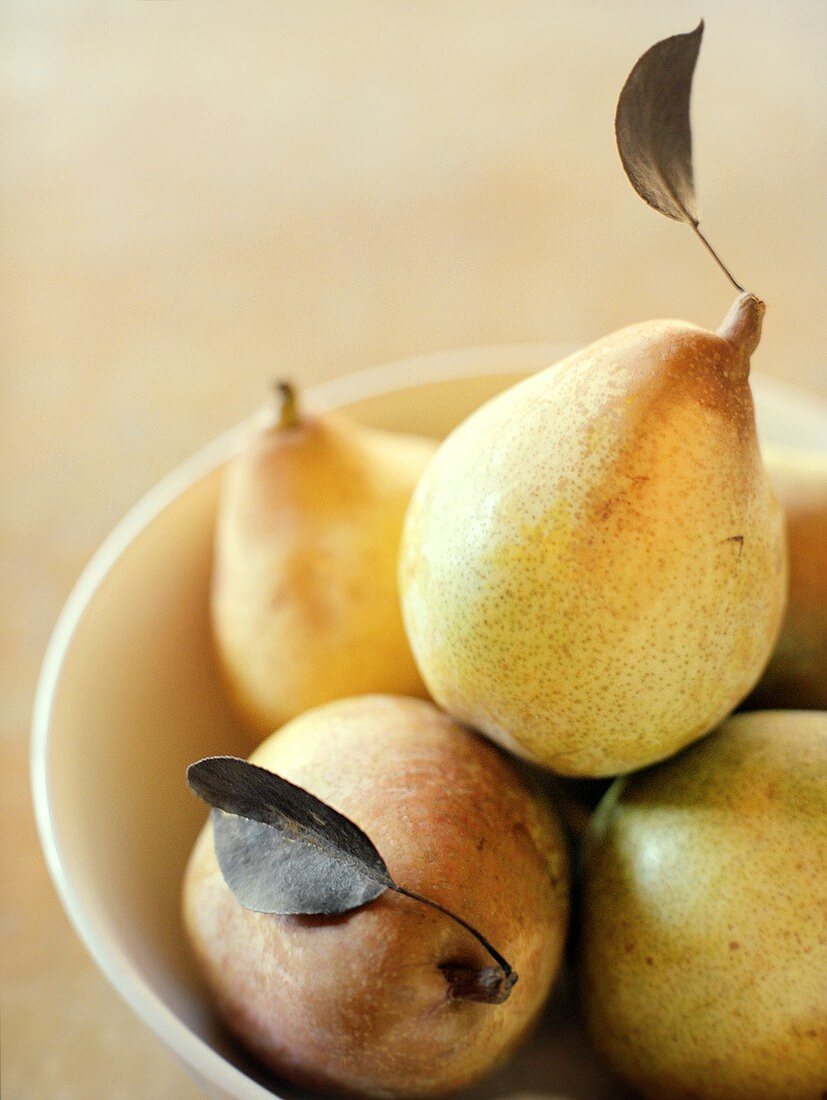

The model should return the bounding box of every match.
[579,710,827,1100]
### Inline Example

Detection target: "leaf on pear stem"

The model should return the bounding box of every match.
[615,21,744,292]
[187,756,517,1003]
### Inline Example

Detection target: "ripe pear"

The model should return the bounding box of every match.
[183,695,570,1097]
[745,447,827,710]
[212,385,437,734]
[579,709,827,1100]
[400,294,787,776]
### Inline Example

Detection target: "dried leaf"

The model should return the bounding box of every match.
[186,755,518,1003]
[210,810,391,914]
[615,21,744,291]
[615,21,704,224]
[188,757,392,915]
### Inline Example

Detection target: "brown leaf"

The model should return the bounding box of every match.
[615,21,704,225]
[186,755,518,1002]
[187,756,392,914]
[615,21,744,291]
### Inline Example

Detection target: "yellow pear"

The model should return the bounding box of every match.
[183,695,569,1097]
[745,446,827,710]
[579,709,827,1100]
[212,384,436,734]
[400,294,787,776]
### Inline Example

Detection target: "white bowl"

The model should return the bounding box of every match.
[32,344,827,1100]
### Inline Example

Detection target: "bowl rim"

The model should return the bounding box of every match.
[30,341,827,1098]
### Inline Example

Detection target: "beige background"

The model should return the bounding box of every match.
[2,1,825,1096]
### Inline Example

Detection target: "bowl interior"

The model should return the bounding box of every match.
[33,344,827,1100]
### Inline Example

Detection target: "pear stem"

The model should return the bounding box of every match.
[391,884,517,1004]
[273,380,300,430]
[691,223,744,294]
[717,292,765,359]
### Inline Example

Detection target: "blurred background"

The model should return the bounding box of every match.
[2,1,825,1096]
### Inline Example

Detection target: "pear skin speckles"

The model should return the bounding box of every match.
[400,303,787,776]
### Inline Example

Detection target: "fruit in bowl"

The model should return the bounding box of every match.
[186,279,808,1093]
[579,710,827,1100]
[33,344,826,1100]
[212,383,436,736]
[400,293,786,778]
[183,695,569,1097]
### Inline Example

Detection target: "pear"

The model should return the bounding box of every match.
[212,384,437,734]
[579,709,827,1100]
[400,294,787,776]
[745,447,827,710]
[183,695,570,1097]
